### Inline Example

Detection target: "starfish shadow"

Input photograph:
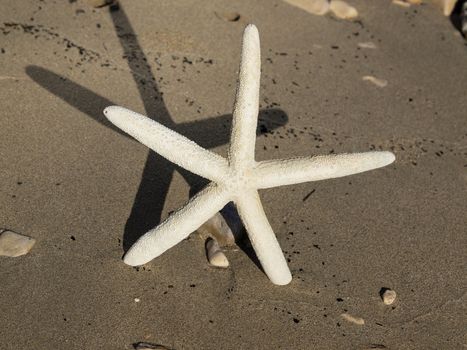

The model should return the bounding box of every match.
[26,4,288,271]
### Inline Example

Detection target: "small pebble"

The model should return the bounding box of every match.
[134,298,140,303]
[329,0,358,19]
[0,229,36,257]
[362,75,388,88]
[358,42,377,49]
[382,289,397,305]
[341,313,365,325]
[206,238,229,268]
[283,0,330,15]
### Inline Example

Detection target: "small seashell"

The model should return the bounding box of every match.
[362,75,388,88]
[381,288,397,305]
[206,238,229,268]
[0,229,36,257]
[392,0,411,7]
[283,0,330,16]
[341,313,365,325]
[197,211,236,246]
[358,42,377,49]
[329,0,358,19]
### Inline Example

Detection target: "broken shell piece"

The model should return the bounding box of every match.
[358,42,377,49]
[197,211,236,246]
[341,313,365,325]
[0,230,36,257]
[329,0,358,19]
[392,0,411,7]
[206,238,229,268]
[283,0,330,15]
[362,75,388,88]
[381,288,397,305]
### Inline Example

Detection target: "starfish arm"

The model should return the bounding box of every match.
[104,106,229,182]
[228,24,261,168]
[123,183,231,266]
[255,151,395,188]
[235,190,292,285]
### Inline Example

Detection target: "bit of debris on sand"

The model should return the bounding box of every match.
[0,229,36,257]
[341,313,365,325]
[380,288,397,305]
[363,75,388,88]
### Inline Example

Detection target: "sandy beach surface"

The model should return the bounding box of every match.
[1,0,466,349]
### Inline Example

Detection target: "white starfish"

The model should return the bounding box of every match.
[104,24,395,285]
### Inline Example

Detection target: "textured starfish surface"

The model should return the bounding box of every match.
[104,24,395,285]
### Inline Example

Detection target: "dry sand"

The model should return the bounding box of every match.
[1,0,466,349]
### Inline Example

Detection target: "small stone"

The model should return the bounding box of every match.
[358,42,377,49]
[381,288,397,305]
[134,298,140,303]
[206,238,229,268]
[362,75,388,88]
[341,313,365,325]
[329,0,358,19]
[0,229,36,257]
[283,0,330,16]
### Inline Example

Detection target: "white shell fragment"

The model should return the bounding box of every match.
[362,75,388,88]
[206,238,229,268]
[329,0,358,19]
[104,24,395,285]
[392,0,411,7]
[283,0,330,15]
[197,211,236,246]
[0,229,36,257]
[382,289,397,305]
[358,42,377,49]
[341,313,365,325]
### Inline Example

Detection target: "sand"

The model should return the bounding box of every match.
[1,0,466,349]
